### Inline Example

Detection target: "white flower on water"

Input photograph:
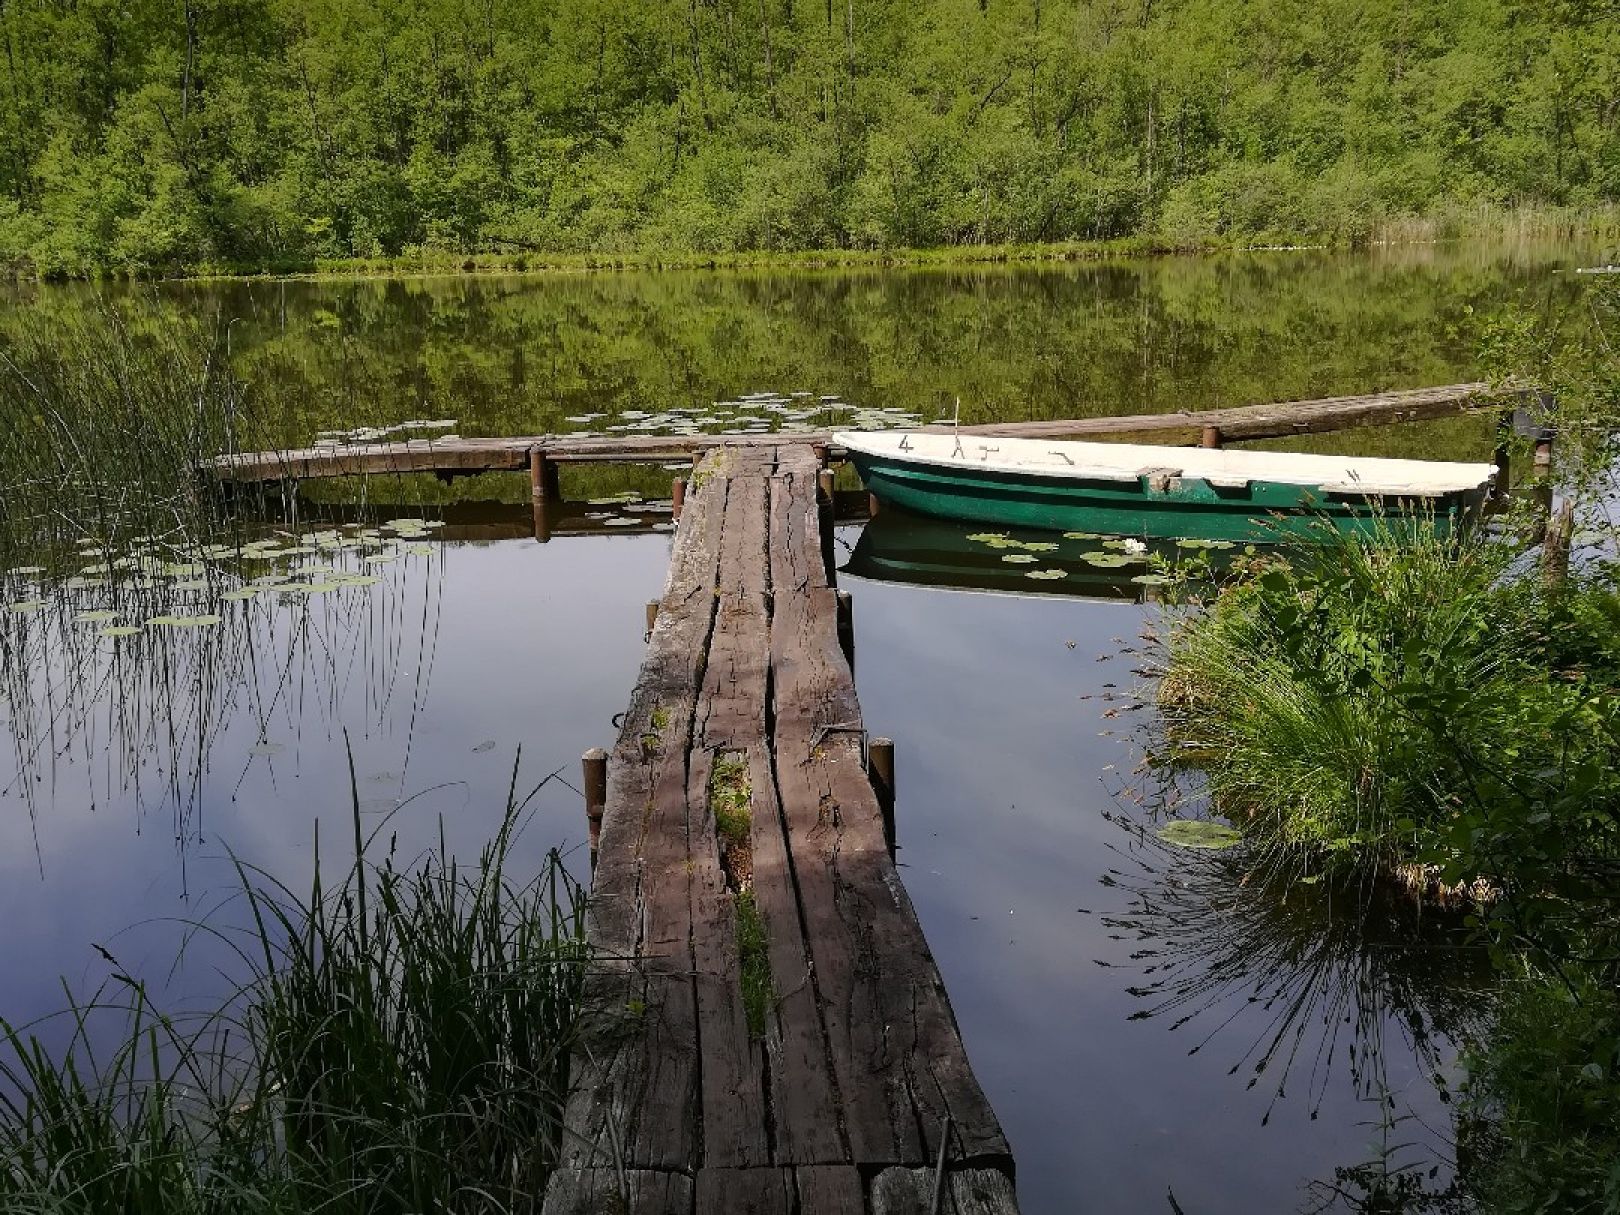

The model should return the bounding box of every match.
[1122,538,1148,555]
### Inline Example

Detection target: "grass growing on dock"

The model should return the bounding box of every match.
[0,764,588,1215]
[707,751,773,1039]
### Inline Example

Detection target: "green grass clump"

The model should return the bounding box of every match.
[709,752,752,852]
[0,765,588,1215]
[734,891,772,1041]
[1156,518,1620,886]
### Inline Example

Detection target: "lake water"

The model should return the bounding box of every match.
[0,240,1600,1211]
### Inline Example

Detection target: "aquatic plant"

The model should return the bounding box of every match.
[1151,517,1620,893]
[0,760,588,1215]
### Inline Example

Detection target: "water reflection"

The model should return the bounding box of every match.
[845,504,1251,600]
[1,240,1600,454]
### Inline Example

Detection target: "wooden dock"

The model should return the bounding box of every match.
[206,382,1518,486]
[541,444,1017,1215]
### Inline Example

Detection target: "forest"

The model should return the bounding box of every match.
[0,0,1616,276]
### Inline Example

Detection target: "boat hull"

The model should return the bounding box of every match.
[847,450,1484,541]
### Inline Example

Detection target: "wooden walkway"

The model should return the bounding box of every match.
[207,382,1517,484]
[541,445,1017,1215]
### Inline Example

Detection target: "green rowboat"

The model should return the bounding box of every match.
[835,431,1497,541]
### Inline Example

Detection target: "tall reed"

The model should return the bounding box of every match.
[0,761,588,1215]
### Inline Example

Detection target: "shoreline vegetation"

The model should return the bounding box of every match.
[1,0,1614,283]
[1150,275,1620,1211]
[6,203,1617,285]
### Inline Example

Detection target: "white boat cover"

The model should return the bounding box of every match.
[834,430,1497,497]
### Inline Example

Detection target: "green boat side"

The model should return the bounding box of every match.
[846,451,1483,541]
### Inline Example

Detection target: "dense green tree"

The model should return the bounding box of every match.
[0,0,1614,275]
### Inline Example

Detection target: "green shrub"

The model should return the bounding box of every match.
[1158,520,1620,890]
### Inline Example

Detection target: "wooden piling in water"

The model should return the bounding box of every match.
[869,736,896,856]
[1200,425,1223,449]
[672,477,687,520]
[837,590,854,673]
[529,447,561,501]
[645,600,660,636]
[581,747,608,864]
[1543,500,1574,589]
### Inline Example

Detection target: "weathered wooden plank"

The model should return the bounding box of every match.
[541,1167,693,1215]
[767,454,1010,1171]
[207,383,1517,483]
[869,1167,1019,1215]
[794,1165,865,1213]
[553,459,730,1174]
[688,463,774,1169]
[694,1167,794,1214]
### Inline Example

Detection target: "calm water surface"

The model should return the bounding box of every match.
[3,242,1591,1211]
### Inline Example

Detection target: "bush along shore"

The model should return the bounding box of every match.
[0,0,1617,279]
[0,763,589,1215]
[1150,285,1620,1211]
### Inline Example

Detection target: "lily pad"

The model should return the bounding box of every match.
[1001,554,1039,564]
[147,614,222,628]
[1026,569,1068,581]
[1157,820,1243,850]
[1131,574,1171,585]
[98,625,142,638]
[6,599,46,613]
[75,610,120,623]
[9,565,44,576]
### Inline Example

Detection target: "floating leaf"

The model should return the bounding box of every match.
[6,599,46,613]
[171,579,210,592]
[220,588,258,601]
[1131,574,1171,585]
[1062,531,1103,540]
[1026,569,1068,581]
[75,610,119,623]
[403,544,432,556]
[9,565,44,576]
[98,625,142,638]
[363,552,399,564]
[1001,554,1039,564]
[1157,820,1243,850]
[147,614,222,628]
[163,562,205,577]
[1018,541,1060,553]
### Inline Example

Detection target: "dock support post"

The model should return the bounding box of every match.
[531,498,552,544]
[672,477,687,521]
[1200,425,1223,449]
[530,447,561,502]
[645,600,660,637]
[869,737,896,856]
[582,747,608,866]
[1493,411,1512,501]
[818,469,837,581]
[1535,434,1554,474]
[1543,500,1574,590]
[836,591,854,673]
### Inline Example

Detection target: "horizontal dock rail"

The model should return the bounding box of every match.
[205,382,1519,485]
